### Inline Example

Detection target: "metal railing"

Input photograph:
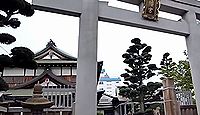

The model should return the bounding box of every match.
[176,90,193,105]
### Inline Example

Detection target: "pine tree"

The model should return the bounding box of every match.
[0,0,36,91]
[159,52,194,94]
[119,38,162,113]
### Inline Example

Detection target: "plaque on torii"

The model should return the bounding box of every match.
[142,0,160,21]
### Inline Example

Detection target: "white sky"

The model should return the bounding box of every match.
[0,0,187,80]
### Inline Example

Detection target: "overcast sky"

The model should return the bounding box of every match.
[0,0,187,80]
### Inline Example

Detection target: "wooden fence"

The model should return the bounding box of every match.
[180,105,198,115]
[43,86,75,109]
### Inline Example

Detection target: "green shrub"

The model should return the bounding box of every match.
[97,112,103,115]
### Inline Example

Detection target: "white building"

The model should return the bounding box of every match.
[97,70,125,97]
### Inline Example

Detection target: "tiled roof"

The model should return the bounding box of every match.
[34,39,77,60]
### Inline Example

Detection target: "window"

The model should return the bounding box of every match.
[107,87,112,89]
[99,88,104,90]
[101,99,109,102]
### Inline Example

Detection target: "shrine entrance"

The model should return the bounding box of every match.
[32,0,200,115]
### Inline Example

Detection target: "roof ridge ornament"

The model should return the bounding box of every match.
[46,39,57,47]
[142,0,160,21]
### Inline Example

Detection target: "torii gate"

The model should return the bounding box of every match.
[32,0,200,115]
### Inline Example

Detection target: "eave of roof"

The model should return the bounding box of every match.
[36,60,77,64]
[11,69,75,89]
[99,77,121,82]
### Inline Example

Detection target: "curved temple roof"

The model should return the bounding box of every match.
[34,39,77,60]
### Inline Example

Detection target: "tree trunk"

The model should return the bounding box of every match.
[139,92,145,112]
[0,66,3,77]
[34,69,36,77]
[23,68,26,82]
[140,101,145,112]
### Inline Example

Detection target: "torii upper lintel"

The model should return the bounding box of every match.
[33,0,82,17]
[33,0,189,36]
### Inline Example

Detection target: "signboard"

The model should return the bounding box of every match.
[142,0,160,21]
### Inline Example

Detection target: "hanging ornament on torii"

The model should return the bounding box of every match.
[142,0,160,21]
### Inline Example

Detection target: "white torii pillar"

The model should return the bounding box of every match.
[184,11,200,114]
[75,0,98,115]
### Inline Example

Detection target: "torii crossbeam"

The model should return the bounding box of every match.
[33,0,200,115]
